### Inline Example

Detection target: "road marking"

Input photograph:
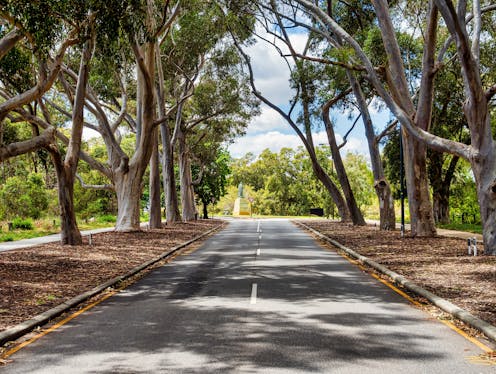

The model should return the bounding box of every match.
[250,283,258,304]
[257,221,261,233]
[256,248,260,256]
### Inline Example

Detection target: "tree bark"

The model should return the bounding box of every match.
[115,167,143,231]
[178,129,197,221]
[161,123,181,223]
[50,149,82,245]
[347,73,395,229]
[148,128,162,228]
[202,200,209,219]
[373,0,437,237]
[322,99,365,226]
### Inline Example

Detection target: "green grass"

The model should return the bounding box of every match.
[437,222,482,234]
[0,230,58,242]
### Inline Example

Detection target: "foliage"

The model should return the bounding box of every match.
[194,149,231,209]
[0,173,49,220]
[11,217,33,230]
[227,146,373,217]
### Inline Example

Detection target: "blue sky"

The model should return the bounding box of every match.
[228,25,392,160]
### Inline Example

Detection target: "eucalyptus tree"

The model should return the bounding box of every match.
[231,8,352,222]
[158,2,259,222]
[0,1,103,244]
[292,0,496,253]
[268,3,365,225]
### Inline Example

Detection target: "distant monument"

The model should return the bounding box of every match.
[233,182,251,216]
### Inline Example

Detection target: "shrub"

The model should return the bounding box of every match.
[96,215,116,223]
[11,218,34,230]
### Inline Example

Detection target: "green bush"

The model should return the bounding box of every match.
[0,173,49,220]
[11,218,34,230]
[96,215,116,223]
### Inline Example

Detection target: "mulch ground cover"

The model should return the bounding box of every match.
[301,220,496,327]
[0,220,222,332]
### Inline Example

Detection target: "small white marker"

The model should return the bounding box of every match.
[250,283,258,304]
[257,221,261,233]
[256,248,261,256]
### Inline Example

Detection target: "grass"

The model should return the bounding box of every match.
[437,222,482,234]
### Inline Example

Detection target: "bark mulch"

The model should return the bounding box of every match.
[0,220,223,333]
[301,220,496,328]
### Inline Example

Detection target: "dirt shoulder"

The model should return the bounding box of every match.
[300,220,496,328]
[0,220,223,332]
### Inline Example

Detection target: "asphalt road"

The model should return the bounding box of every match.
[2,219,493,373]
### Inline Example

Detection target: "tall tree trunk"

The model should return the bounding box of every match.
[373,0,437,237]
[50,150,82,245]
[156,46,181,224]
[178,129,197,221]
[148,129,162,228]
[403,132,437,236]
[115,166,143,231]
[322,100,365,225]
[202,200,208,219]
[348,73,396,229]
[161,123,181,223]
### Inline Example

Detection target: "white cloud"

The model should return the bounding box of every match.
[247,105,290,134]
[228,130,367,160]
[245,26,311,105]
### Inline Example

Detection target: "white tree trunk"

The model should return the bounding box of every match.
[115,167,143,231]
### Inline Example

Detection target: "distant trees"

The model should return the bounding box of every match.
[228,147,374,217]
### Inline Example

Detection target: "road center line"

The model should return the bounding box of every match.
[250,283,258,304]
[257,221,261,233]
[256,248,260,256]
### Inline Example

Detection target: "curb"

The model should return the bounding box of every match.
[296,221,496,345]
[0,223,224,347]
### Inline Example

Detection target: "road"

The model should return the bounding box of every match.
[2,219,493,373]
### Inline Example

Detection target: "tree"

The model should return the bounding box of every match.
[194,150,230,219]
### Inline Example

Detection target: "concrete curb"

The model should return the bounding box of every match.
[296,221,496,345]
[0,223,224,347]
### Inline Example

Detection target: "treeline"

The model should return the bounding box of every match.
[217,146,478,224]
[0,1,259,244]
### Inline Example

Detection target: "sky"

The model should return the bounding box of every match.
[227,25,391,161]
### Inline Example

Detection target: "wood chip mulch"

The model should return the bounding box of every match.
[0,220,223,332]
[301,220,496,327]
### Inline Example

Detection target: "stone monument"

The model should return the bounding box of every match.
[233,182,251,216]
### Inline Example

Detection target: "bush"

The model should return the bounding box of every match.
[96,215,116,223]
[11,218,34,230]
[0,173,49,220]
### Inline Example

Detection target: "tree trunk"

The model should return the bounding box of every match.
[322,100,365,225]
[148,129,162,228]
[161,122,181,223]
[50,152,82,245]
[178,129,197,221]
[115,166,143,231]
[203,200,209,219]
[348,72,396,229]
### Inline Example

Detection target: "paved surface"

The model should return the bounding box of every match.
[2,219,493,373]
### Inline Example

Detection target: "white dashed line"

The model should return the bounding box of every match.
[250,283,258,304]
